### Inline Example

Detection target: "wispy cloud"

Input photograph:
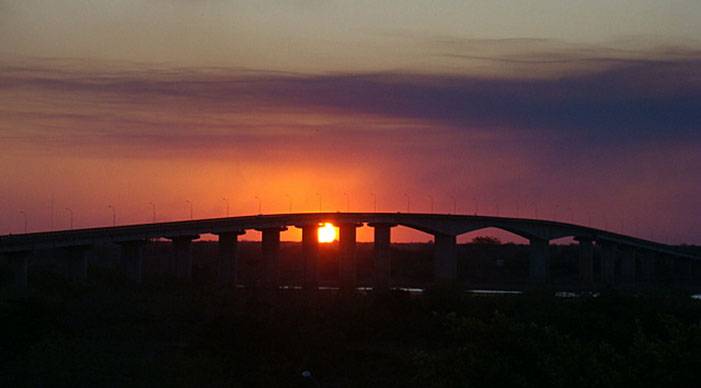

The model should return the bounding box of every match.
[1,39,699,153]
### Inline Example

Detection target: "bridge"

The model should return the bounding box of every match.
[1,212,699,292]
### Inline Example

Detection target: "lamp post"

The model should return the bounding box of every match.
[185,200,193,220]
[254,195,262,214]
[222,197,230,217]
[534,202,539,219]
[107,205,116,226]
[473,197,479,215]
[49,196,54,231]
[428,195,434,213]
[284,194,292,213]
[65,208,74,229]
[620,210,625,233]
[19,210,27,233]
[148,202,156,223]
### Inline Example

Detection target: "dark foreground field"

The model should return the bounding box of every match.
[2,271,700,387]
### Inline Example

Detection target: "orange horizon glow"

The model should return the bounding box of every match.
[318,223,338,243]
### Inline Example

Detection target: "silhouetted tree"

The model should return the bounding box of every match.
[472,236,502,245]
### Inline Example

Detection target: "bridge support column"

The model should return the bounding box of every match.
[119,240,146,283]
[216,231,244,287]
[433,233,457,284]
[169,235,198,281]
[300,225,319,290]
[259,227,286,289]
[371,223,394,291]
[663,256,676,285]
[619,248,636,286]
[6,251,30,292]
[576,238,594,285]
[528,238,549,284]
[339,224,360,291]
[678,258,693,287]
[599,242,617,286]
[58,245,90,281]
[640,253,656,285]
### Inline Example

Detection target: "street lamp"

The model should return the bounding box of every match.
[19,210,27,233]
[222,197,230,217]
[254,195,262,214]
[65,208,74,229]
[148,202,156,223]
[620,210,625,233]
[49,196,54,231]
[284,194,292,213]
[428,195,434,213]
[534,202,539,219]
[185,200,193,220]
[107,205,116,226]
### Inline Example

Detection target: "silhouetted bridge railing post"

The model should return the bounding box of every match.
[1,213,699,294]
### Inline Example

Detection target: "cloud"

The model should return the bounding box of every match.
[1,40,699,154]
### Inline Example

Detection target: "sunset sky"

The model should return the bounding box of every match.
[1,1,700,243]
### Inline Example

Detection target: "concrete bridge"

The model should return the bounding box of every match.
[1,212,699,292]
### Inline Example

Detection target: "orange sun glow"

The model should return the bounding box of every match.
[318,223,337,243]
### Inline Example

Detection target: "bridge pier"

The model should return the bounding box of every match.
[653,255,670,285]
[5,250,30,292]
[528,238,550,284]
[433,233,457,284]
[619,247,636,286]
[299,224,319,290]
[339,223,360,291]
[576,238,594,285]
[58,245,91,281]
[259,227,286,289]
[371,223,394,291]
[58,245,90,282]
[640,253,657,285]
[169,235,198,281]
[599,241,617,286]
[675,258,693,287]
[118,240,147,283]
[216,231,245,287]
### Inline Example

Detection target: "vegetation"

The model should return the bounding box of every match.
[1,269,700,387]
[471,236,502,245]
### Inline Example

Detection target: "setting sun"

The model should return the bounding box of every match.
[318,223,337,243]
